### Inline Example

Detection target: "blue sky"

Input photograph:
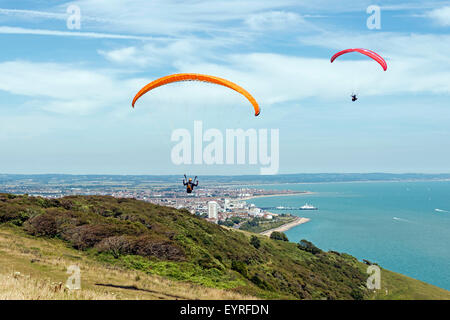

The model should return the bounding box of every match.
[0,0,449,175]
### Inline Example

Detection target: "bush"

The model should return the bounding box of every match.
[0,202,37,224]
[95,234,185,261]
[130,235,185,261]
[24,214,58,237]
[297,239,322,255]
[95,235,132,258]
[62,224,117,249]
[218,220,234,227]
[231,260,248,278]
[197,253,223,270]
[23,208,82,237]
[250,235,261,249]
[250,274,271,290]
[350,288,364,300]
[270,231,288,241]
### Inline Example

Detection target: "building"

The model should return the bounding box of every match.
[249,207,263,217]
[208,201,219,220]
[224,199,230,211]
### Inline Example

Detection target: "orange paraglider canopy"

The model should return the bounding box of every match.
[132,73,260,116]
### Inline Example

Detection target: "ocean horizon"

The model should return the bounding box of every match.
[246,180,450,291]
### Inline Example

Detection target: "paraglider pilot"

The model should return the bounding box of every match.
[183,175,199,194]
[351,94,358,102]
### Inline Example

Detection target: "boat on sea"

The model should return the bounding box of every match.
[300,203,318,210]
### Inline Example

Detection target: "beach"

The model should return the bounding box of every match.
[260,217,310,237]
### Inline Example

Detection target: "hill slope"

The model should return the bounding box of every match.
[0,193,448,300]
[0,226,253,299]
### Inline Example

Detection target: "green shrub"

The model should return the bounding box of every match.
[218,219,234,227]
[297,239,322,255]
[250,235,261,249]
[250,274,272,291]
[231,260,248,278]
[350,288,364,300]
[270,231,288,241]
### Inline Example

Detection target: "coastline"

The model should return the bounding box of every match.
[223,178,450,189]
[260,217,310,237]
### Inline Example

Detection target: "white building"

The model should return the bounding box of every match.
[249,207,263,217]
[224,199,230,211]
[208,201,219,220]
[233,201,245,209]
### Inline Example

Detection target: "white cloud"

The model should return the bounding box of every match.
[4,33,450,119]
[245,11,306,31]
[98,47,148,66]
[0,61,137,115]
[3,5,450,117]
[380,1,450,11]
[0,26,165,40]
[97,36,241,68]
[427,6,450,26]
[98,41,197,67]
[299,31,450,62]
[0,8,108,23]
[54,0,296,36]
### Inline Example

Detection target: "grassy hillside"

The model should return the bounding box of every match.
[0,193,448,300]
[0,226,253,299]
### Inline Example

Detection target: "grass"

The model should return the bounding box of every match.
[0,226,255,300]
[370,269,450,300]
[0,272,118,300]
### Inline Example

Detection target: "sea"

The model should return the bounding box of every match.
[246,180,450,291]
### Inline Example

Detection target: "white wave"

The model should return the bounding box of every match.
[434,208,449,213]
[393,217,410,222]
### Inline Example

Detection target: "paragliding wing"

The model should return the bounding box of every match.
[330,48,387,71]
[132,73,260,116]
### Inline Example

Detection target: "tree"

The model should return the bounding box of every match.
[270,231,288,241]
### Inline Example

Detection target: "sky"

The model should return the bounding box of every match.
[0,0,449,175]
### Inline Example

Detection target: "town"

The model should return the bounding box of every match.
[0,174,307,232]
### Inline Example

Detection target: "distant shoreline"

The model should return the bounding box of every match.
[225,178,450,188]
[260,217,310,237]
[241,191,313,201]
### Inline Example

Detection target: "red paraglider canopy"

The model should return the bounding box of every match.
[330,48,387,71]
